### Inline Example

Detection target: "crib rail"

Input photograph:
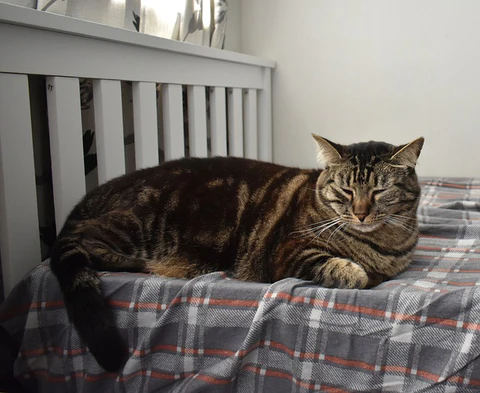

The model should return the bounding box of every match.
[0,3,274,296]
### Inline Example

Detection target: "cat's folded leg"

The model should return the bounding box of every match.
[77,213,149,273]
[313,257,368,289]
[286,248,368,289]
[146,255,204,279]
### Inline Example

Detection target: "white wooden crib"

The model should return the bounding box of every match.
[0,2,275,296]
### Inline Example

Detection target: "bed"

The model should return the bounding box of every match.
[1,3,480,393]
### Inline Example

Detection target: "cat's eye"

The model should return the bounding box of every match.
[341,188,354,197]
[372,189,386,197]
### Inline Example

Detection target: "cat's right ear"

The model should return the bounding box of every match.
[389,137,425,168]
[312,134,344,166]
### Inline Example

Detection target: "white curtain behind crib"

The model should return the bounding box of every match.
[17,0,229,49]
[4,0,228,48]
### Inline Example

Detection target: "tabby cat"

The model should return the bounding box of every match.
[50,134,424,371]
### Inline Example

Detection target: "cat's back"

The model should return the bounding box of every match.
[73,157,319,218]
[117,156,318,190]
[150,156,310,182]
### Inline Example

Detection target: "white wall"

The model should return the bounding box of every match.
[224,0,241,52]
[239,0,480,177]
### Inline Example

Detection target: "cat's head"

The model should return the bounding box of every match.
[313,134,424,233]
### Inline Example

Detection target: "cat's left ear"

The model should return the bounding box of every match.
[389,137,425,167]
[312,134,344,166]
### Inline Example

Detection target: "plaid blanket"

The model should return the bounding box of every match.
[1,177,480,393]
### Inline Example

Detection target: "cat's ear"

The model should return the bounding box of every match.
[389,137,424,168]
[312,134,344,166]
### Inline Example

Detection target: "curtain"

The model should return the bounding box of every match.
[33,0,228,49]
[4,0,228,48]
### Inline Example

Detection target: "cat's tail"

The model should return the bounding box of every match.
[49,224,128,372]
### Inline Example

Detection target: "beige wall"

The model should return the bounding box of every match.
[239,0,480,177]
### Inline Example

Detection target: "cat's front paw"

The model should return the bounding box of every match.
[315,258,368,289]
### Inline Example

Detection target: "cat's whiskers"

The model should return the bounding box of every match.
[291,224,336,238]
[290,218,342,237]
[297,217,344,229]
[385,216,414,232]
[327,222,347,245]
[292,223,341,240]
[385,222,410,234]
[389,213,416,221]
[372,213,389,224]
[305,218,343,244]
[387,213,416,225]
[340,214,356,224]
[291,217,341,242]
[356,212,415,230]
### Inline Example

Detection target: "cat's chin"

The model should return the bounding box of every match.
[350,222,383,233]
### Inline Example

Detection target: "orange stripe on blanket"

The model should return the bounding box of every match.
[134,345,236,358]
[324,355,376,372]
[419,182,480,189]
[108,297,259,310]
[0,300,64,321]
[416,245,480,253]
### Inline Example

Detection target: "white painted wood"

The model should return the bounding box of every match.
[244,89,258,159]
[132,82,159,169]
[187,85,208,157]
[227,88,244,157]
[0,2,275,69]
[162,84,185,160]
[92,79,125,184]
[258,68,273,162]
[0,5,275,90]
[0,73,41,295]
[209,87,228,156]
[46,76,86,231]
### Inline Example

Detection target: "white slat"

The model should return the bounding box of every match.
[258,68,273,162]
[161,84,185,160]
[187,85,208,157]
[132,82,159,169]
[209,87,227,156]
[227,88,244,157]
[0,73,41,295]
[92,79,125,184]
[243,89,258,159]
[46,76,86,231]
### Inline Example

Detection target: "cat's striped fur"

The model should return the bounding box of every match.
[50,134,424,371]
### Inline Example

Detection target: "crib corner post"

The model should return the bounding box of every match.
[0,73,41,296]
[258,67,273,162]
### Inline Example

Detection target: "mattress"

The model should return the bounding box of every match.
[1,177,480,392]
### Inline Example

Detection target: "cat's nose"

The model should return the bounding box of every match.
[353,199,371,222]
[354,213,368,222]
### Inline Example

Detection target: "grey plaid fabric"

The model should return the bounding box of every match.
[1,177,480,392]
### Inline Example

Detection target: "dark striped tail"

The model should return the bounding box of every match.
[50,232,128,372]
